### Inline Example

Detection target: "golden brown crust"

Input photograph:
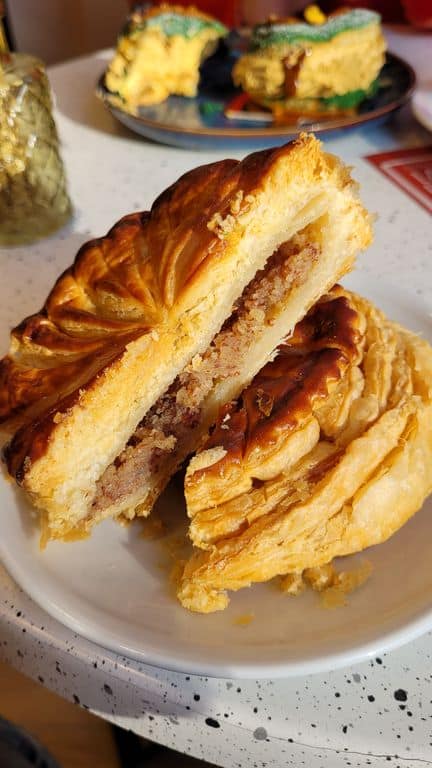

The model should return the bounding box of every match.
[0,134,372,538]
[0,213,150,430]
[179,295,432,612]
[0,143,297,445]
[189,287,364,493]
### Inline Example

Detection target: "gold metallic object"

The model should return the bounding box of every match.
[0,25,8,53]
[0,53,72,245]
[0,1,9,53]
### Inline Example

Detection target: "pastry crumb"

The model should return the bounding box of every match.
[230,190,244,215]
[233,613,255,626]
[140,516,164,540]
[170,559,186,586]
[280,571,305,595]
[280,559,373,607]
[207,211,236,239]
[320,560,373,608]
[304,563,337,591]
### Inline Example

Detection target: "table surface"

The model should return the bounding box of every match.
[1,26,432,768]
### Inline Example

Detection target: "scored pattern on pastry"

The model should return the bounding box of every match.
[185,286,365,541]
[0,155,263,430]
[179,292,432,612]
[90,237,338,521]
[0,213,158,428]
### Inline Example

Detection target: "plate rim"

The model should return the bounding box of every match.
[98,52,416,140]
[2,529,432,678]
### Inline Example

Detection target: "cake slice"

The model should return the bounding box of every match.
[105,3,228,108]
[179,291,432,612]
[233,7,386,115]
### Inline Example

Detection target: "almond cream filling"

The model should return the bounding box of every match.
[92,233,320,516]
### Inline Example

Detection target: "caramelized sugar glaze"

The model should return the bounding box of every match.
[1,143,303,481]
[196,287,363,480]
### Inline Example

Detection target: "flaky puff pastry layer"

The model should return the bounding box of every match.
[179,292,432,613]
[0,135,372,539]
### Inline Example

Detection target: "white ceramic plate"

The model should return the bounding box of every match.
[412,87,432,132]
[1,276,431,679]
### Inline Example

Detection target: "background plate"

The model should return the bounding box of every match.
[98,53,415,150]
[1,277,432,679]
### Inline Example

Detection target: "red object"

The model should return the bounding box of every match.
[321,0,406,23]
[401,0,432,27]
[224,93,273,122]
[147,0,241,25]
[365,146,432,215]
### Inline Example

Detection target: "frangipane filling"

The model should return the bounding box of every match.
[92,232,320,516]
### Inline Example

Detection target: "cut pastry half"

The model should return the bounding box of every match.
[0,134,371,541]
[178,291,432,613]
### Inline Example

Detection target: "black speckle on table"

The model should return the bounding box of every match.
[394,689,407,702]
[205,718,220,729]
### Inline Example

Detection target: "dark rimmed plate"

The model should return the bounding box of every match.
[97,52,415,150]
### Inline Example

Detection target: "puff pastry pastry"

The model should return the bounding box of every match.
[0,135,372,540]
[179,290,432,612]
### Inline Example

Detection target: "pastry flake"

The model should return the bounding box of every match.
[178,293,432,613]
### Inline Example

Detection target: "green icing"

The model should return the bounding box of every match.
[251,9,380,49]
[131,11,227,40]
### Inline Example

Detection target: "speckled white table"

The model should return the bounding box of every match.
[1,26,432,768]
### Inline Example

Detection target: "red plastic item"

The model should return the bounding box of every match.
[366,146,432,215]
